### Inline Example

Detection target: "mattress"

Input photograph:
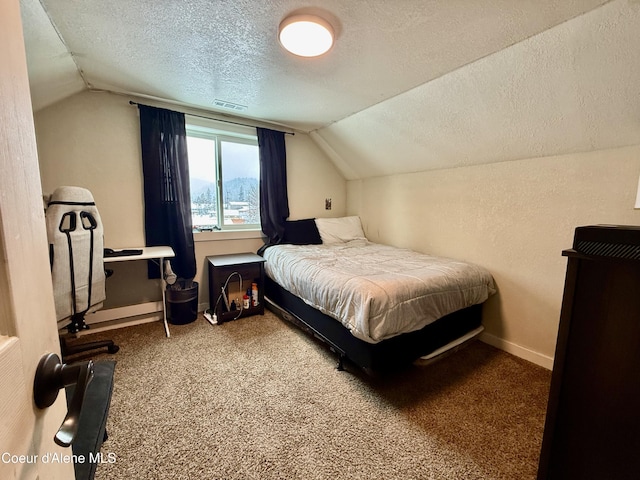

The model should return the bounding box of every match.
[262,240,495,344]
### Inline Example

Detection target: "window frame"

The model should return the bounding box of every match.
[185,116,261,234]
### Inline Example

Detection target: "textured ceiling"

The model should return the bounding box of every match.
[317,0,640,178]
[21,0,640,179]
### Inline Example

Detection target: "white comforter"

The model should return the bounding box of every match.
[263,240,496,344]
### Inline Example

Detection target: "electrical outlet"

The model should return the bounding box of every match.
[325,198,332,210]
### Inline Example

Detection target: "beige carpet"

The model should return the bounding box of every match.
[82,311,551,480]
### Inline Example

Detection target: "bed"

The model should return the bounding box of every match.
[261,216,496,373]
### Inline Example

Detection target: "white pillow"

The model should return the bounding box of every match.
[314,216,366,244]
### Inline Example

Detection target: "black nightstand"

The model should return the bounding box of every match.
[207,253,266,323]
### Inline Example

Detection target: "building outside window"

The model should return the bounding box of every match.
[186,117,260,232]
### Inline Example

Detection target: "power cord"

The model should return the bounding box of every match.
[205,271,244,324]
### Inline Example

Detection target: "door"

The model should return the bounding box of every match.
[0,1,75,478]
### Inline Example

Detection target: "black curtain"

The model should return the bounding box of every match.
[257,128,289,245]
[138,105,196,281]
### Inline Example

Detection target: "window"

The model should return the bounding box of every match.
[186,117,260,232]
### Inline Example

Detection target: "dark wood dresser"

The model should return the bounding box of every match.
[207,253,265,323]
[537,225,640,480]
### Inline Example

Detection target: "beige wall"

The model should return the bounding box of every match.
[34,91,346,309]
[348,146,640,366]
[37,92,145,247]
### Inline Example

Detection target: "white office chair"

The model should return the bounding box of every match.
[46,186,118,357]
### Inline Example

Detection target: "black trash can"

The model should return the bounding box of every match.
[166,281,198,325]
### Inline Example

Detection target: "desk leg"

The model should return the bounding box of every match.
[160,257,170,338]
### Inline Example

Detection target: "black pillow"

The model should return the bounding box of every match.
[282,218,322,245]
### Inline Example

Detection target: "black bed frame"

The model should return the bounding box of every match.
[265,276,483,374]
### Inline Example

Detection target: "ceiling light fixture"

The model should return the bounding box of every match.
[278,14,334,57]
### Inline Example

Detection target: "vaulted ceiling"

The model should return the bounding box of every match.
[20,0,640,179]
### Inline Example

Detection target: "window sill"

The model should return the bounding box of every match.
[194,229,266,243]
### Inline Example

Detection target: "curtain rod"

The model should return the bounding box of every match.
[128,100,294,135]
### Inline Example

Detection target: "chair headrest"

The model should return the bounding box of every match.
[48,186,95,206]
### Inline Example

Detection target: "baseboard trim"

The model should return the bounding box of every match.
[479,331,554,370]
[57,301,164,336]
[73,314,162,336]
[85,301,163,324]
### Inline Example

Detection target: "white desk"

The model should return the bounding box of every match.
[104,246,175,337]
